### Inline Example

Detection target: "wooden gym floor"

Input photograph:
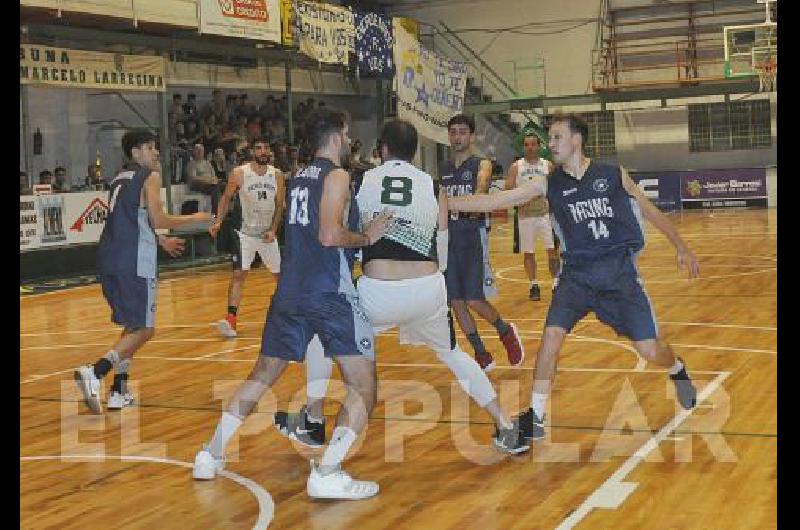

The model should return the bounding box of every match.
[20,209,777,529]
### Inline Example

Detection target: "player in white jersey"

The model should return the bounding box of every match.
[209,137,284,337]
[274,120,530,454]
[506,133,560,301]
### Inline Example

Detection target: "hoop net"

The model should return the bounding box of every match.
[755,58,777,92]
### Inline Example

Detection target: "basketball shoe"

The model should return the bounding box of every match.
[218,314,237,338]
[307,460,379,500]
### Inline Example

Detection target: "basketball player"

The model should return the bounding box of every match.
[274,119,530,454]
[74,130,211,413]
[209,137,285,338]
[505,133,560,301]
[447,113,700,440]
[193,108,392,501]
[441,114,524,372]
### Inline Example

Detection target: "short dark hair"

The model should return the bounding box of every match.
[172,94,182,100]
[380,120,418,161]
[447,114,475,133]
[39,170,52,178]
[121,129,158,159]
[304,107,348,153]
[523,133,540,144]
[550,112,589,147]
[54,166,66,174]
[251,136,271,148]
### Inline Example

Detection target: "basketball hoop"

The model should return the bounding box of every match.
[755,58,776,92]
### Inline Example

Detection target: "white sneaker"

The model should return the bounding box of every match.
[73,365,102,414]
[217,319,237,338]
[193,447,225,480]
[107,391,135,410]
[307,461,379,500]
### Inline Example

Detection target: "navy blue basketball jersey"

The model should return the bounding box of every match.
[97,164,158,278]
[275,158,357,299]
[440,155,486,230]
[547,161,645,262]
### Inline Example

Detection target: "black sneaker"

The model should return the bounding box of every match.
[274,405,326,448]
[516,407,545,440]
[492,420,531,454]
[669,357,697,410]
[529,284,541,301]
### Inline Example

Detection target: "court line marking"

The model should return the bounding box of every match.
[494,265,776,285]
[555,370,731,530]
[20,338,261,351]
[19,345,260,384]
[19,318,777,337]
[20,454,274,530]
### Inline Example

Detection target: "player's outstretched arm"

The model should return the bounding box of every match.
[621,167,700,278]
[319,168,391,248]
[448,180,545,213]
[144,171,211,230]
[209,169,242,237]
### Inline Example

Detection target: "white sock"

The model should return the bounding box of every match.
[320,426,358,470]
[436,346,497,407]
[531,392,548,419]
[207,412,242,458]
[668,358,684,376]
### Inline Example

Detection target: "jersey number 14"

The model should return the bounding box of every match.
[588,219,610,240]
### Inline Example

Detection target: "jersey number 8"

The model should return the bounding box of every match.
[380,176,412,206]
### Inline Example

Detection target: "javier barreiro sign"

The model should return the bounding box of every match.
[681,168,767,209]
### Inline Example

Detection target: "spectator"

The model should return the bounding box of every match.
[272,141,290,173]
[232,115,248,139]
[204,89,228,126]
[246,117,262,141]
[240,93,255,119]
[202,113,222,149]
[168,94,184,128]
[287,146,303,178]
[39,169,53,186]
[53,166,68,192]
[227,95,240,124]
[368,147,382,166]
[186,143,221,213]
[183,93,197,117]
[350,139,364,163]
[20,171,31,195]
[211,148,229,182]
[183,118,201,146]
[172,140,192,184]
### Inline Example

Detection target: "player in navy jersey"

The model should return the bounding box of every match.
[447,113,700,441]
[73,130,211,413]
[193,108,392,500]
[441,114,525,372]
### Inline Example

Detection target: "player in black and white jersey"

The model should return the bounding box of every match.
[209,137,284,338]
[275,119,530,454]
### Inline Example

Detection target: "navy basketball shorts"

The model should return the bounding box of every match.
[545,252,658,341]
[100,273,157,329]
[261,292,375,361]
[445,226,498,302]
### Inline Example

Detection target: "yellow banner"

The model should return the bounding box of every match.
[20,44,166,92]
[281,0,294,46]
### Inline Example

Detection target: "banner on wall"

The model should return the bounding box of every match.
[281,0,295,45]
[293,1,355,65]
[630,172,682,212]
[393,18,467,145]
[20,189,168,250]
[354,11,395,78]
[20,44,166,92]
[680,168,767,209]
[199,0,282,43]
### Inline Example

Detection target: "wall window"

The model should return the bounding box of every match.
[545,110,616,158]
[689,99,771,152]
